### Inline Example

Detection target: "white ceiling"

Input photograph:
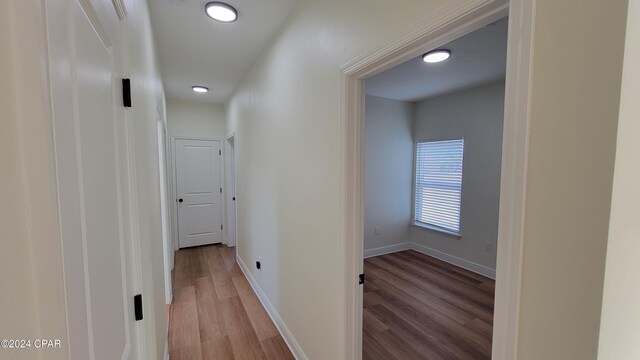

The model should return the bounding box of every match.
[365,17,508,102]
[149,0,299,103]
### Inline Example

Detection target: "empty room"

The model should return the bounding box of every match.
[362,18,507,359]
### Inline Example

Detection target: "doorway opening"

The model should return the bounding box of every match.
[341,0,535,358]
[226,133,237,247]
[361,17,508,359]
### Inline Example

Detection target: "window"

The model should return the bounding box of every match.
[414,139,464,235]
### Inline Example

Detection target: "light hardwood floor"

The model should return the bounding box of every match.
[363,250,495,360]
[169,244,294,360]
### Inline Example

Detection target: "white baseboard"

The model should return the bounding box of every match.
[364,242,496,279]
[363,242,412,258]
[236,255,308,360]
[164,338,169,360]
[410,242,496,279]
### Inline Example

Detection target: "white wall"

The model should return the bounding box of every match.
[598,0,640,358]
[225,1,450,358]
[166,98,226,139]
[364,96,414,251]
[516,0,627,358]
[0,1,169,359]
[0,2,69,359]
[125,0,170,357]
[410,81,504,271]
[225,0,628,359]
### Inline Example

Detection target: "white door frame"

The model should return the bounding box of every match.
[340,0,534,358]
[170,136,224,250]
[225,133,237,247]
[156,119,172,304]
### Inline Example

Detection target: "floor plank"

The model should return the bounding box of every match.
[232,275,279,341]
[363,330,397,360]
[170,344,203,360]
[363,308,388,336]
[363,250,495,360]
[220,296,267,360]
[170,286,201,352]
[201,336,234,360]
[170,244,293,359]
[207,247,239,300]
[174,247,208,288]
[195,276,225,342]
[260,335,295,360]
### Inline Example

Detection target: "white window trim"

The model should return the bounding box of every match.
[412,138,465,238]
[412,221,462,238]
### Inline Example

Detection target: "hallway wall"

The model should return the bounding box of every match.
[225,0,628,359]
[166,98,226,139]
[0,2,68,359]
[125,0,170,357]
[225,1,449,358]
[514,0,627,358]
[597,0,640,357]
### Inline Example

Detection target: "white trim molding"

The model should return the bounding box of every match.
[163,339,169,360]
[340,0,533,358]
[363,243,412,259]
[491,0,535,358]
[363,243,496,279]
[411,243,496,279]
[236,255,308,360]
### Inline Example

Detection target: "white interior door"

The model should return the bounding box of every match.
[226,136,237,247]
[46,0,141,359]
[175,139,223,248]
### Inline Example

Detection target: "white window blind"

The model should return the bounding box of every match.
[415,139,464,234]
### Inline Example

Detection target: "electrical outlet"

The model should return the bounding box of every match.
[484,242,493,253]
[374,227,380,236]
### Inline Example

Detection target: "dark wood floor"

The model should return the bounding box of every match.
[169,244,294,360]
[363,250,495,360]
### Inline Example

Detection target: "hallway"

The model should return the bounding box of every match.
[169,245,294,360]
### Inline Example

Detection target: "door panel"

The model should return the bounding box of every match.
[186,146,214,193]
[74,3,127,357]
[176,139,223,248]
[47,0,138,358]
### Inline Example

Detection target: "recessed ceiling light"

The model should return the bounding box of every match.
[192,86,209,93]
[422,49,451,63]
[205,2,238,23]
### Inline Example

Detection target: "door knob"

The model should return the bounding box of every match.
[178,198,184,203]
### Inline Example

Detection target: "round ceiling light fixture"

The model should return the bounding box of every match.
[422,49,451,63]
[192,85,209,93]
[205,2,238,23]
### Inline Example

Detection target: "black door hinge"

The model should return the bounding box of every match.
[134,294,143,321]
[359,273,365,285]
[122,78,131,107]
[219,150,221,155]
[220,187,222,193]
[221,224,223,230]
